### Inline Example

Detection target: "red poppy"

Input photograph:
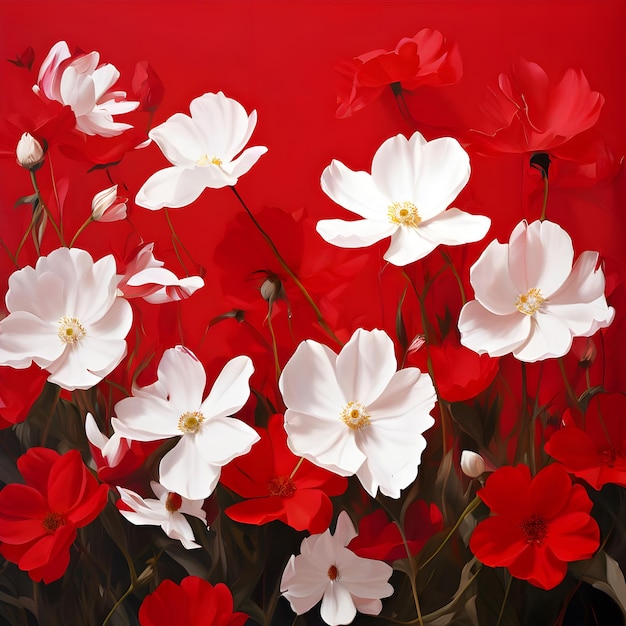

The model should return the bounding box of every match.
[335,28,462,118]
[348,500,443,561]
[220,413,347,534]
[470,464,599,590]
[0,365,48,428]
[0,447,108,583]
[139,577,248,626]
[132,61,165,114]
[544,393,626,490]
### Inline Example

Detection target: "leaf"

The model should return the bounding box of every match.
[13,193,38,208]
[572,550,626,616]
[395,285,409,351]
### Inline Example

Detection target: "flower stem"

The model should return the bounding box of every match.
[440,249,466,305]
[266,303,282,382]
[102,582,135,626]
[164,208,198,275]
[230,186,342,346]
[558,357,579,408]
[496,573,512,626]
[539,172,549,222]
[69,217,93,248]
[289,457,304,480]
[417,496,481,572]
[30,170,65,246]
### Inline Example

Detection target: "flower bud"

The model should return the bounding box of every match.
[260,275,285,303]
[91,185,127,222]
[460,450,486,478]
[16,132,45,170]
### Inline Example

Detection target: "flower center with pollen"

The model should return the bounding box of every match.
[196,154,222,167]
[387,201,421,227]
[165,492,183,512]
[327,565,340,581]
[57,315,86,344]
[521,514,548,544]
[177,411,205,434]
[42,511,66,534]
[340,401,370,430]
[515,287,544,315]
[267,476,297,498]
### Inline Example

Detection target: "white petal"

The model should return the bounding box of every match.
[135,166,208,210]
[548,251,606,304]
[512,312,574,362]
[371,134,421,200]
[0,312,64,367]
[149,113,204,167]
[280,555,328,615]
[157,346,206,412]
[45,344,115,391]
[458,300,531,357]
[316,218,396,249]
[335,329,396,406]
[383,226,438,266]
[194,416,259,466]
[333,511,358,547]
[543,299,614,336]
[321,160,390,220]
[200,355,253,418]
[159,437,221,500]
[418,209,491,246]
[113,395,181,440]
[320,583,357,626]
[224,145,267,179]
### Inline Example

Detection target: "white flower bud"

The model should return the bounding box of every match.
[16,132,45,170]
[460,450,486,478]
[260,276,285,303]
[91,185,127,222]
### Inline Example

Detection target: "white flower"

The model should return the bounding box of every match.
[279,328,436,498]
[117,481,207,550]
[458,219,615,362]
[460,450,486,478]
[33,41,139,137]
[0,247,132,390]
[281,511,393,626]
[16,132,45,169]
[111,346,259,500]
[85,412,128,468]
[117,242,204,304]
[91,184,127,222]
[135,92,267,210]
[316,132,490,266]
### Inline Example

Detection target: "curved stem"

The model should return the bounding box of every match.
[266,303,282,382]
[539,173,549,222]
[496,573,512,626]
[69,217,93,248]
[440,249,466,305]
[230,186,342,346]
[101,582,135,626]
[30,170,65,246]
[164,208,197,275]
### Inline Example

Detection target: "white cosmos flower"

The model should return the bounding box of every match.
[279,328,436,498]
[111,346,259,500]
[281,511,393,626]
[458,219,614,362]
[0,247,132,391]
[117,481,207,550]
[135,91,267,210]
[316,131,490,266]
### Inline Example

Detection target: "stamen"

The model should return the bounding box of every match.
[178,411,205,434]
[267,476,297,498]
[598,447,618,468]
[340,401,370,430]
[327,564,339,581]
[520,514,548,543]
[196,154,222,167]
[515,287,544,315]
[42,511,66,534]
[387,201,421,227]
[165,492,183,512]
[58,316,86,344]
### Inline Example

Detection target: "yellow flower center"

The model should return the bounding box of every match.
[515,287,544,315]
[58,316,86,344]
[387,201,421,227]
[177,410,205,434]
[340,401,370,430]
[196,154,222,167]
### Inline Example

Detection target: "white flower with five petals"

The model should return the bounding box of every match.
[111,346,259,500]
[458,219,614,362]
[135,91,267,210]
[279,328,436,498]
[280,510,393,626]
[316,131,490,266]
[0,247,132,391]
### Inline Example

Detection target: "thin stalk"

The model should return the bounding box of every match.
[440,249,466,305]
[164,208,197,275]
[69,217,93,247]
[558,357,579,408]
[539,173,549,221]
[30,170,65,245]
[266,304,282,382]
[15,207,40,262]
[102,582,135,626]
[495,573,512,626]
[289,457,304,480]
[230,186,342,346]
[0,237,18,267]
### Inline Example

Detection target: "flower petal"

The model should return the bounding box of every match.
[135,166,209,210]
[383,226,438,265]
[418,208,490,246]
[200,355,253,419]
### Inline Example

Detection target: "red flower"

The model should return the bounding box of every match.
[470,464,599,590]
[471,58,604,159]
[0,365,48,428]
[545,393,626,490]
[0,447,108,583]
[139,577,248,626]
[220,413,347,533]
[348,500,443,561]
[132,61,165,113]
[335,28,462,118]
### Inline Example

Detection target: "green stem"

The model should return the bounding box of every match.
[0,237,18,267]
[30,170,65,246]
[164,208,197,275]
[230,186,342,346]
[69,217,93,248]
[539,173,549,221]
[15,206,40,263]
[440,249,466,305]
[101,582,135,626]
[558,357,579,408]
[266,303,282,382]
[496,573,512,626]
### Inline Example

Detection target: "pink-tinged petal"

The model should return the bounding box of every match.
[224,145,267,179]
[316,218,396,249]
[126,268,204,304]
[320,582,357,626]
[321,160,390,220]
[135,167,208,210]
[75,113,133,138]
[280,341,343,419]
[157,346,206,412]
[117,487,165,526]
[383,226,438,265]
[543,300,613,338]
[335,329,396,406]
[412,135,470,219]
[201,355,253,419]
[512,312,573,362]
[334,511,359,546]
[470,239,520,315]
[280,555,328,614]
[159,437,221,500]
[335,552,393,599]
[549,251,607,305]
[194,417,259,466]
[0,312,64,368]
[35,41,70,101]
[353,597,383,616]
[418,209,490,246]
[113,395,181,440]
[458,301,530,357]
[371,134,423,201]
[149,113,204,167]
